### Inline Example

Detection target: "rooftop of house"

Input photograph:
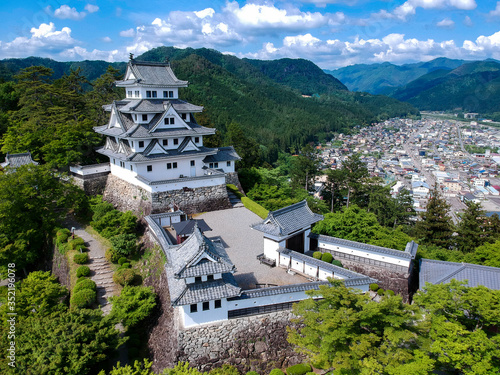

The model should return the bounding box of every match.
[172,219,212,237]
[1,152,38,169]
[419,258,500,290]
[251,200,324,240]
[115,60,188,88]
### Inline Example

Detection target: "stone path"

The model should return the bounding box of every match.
[66,217,118,315]
[226,188,244,208]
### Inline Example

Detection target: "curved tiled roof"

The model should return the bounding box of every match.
[115,61,188,87]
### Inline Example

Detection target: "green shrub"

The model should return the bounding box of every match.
[76,266,90,278]
[110,233,137,257]
[377,288,385,296]
[369,283,379,291]
[68,237,86,250]
[246,371,259,375]
[106,248,121,263]
[227,184,244,198]
[120,263,131,269]
[385,289,395,296]
[312,251,322,259]
[76,277,88,283]
[113,268,136,286]
[110,286,157,327]
[73,253,89,264]
[70,289,96,309]
[56,228,71,244]
[269,370,285,375]
[241,197,269,219]
[286,364,312,375]
[73,278,96,294]
[331,260,343,268]
[321,253,333,263]
[118,257,128,265]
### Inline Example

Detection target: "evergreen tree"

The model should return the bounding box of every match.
[415,185,453,248]
[289,144,320,191]
[456,201,488,252]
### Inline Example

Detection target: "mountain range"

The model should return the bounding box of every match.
[0,47,418,162]
[328,58,500,116]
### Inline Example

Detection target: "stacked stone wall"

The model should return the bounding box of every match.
[70,173,110,196]
[102,174,152,216]
[177,311,305,374]
[225,172,244,194]
[152,184,231,214]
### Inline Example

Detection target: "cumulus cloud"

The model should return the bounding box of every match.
[463,15,473,26]
[375,0,477,21]
[243,31,500,69]
[437,18,455,28]
[489,2,500,17]
[84,4,99,14]
[0,22,79,59]
[120,28,135,38]
[101,36,112,43]
[53,5,87,20]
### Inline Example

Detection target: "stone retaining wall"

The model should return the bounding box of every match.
[102,175,152,216]
[225,172,244,194]
[177,311,305,374]
[51,245,71,290]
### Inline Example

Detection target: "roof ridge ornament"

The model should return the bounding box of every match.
[129,53,134,61]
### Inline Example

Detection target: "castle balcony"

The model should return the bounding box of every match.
[136,168,226,192]
[69,163,111,179]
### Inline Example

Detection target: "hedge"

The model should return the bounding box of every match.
[68,237,86,250]
[377,288,385,296]
[120,263,131,269]
[113,268,136,286]
[76,266,90,278]
[106,248,121,263]
[246,371,259,375]
[331,260,343,268]
[73,278,96,294]
[321,252,333,263]
[241,197,269,219]
[70,289,96,309]
[286,364,312,375]
[56,228,71,244]
[118,257,128,265]
[73,253,89,264]
[369,283,379,292]
[312,251,322,260]
[385,289,395,296]
[269,370,285,375]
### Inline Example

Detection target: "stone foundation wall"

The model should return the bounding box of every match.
[152,184,231,215]
[226,172,244,194]
[70,173,110,196]
[51,246,71,290]
[177,311,305,374]
[103,174,152,216]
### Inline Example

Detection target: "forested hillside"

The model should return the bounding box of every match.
[0,46,419,164]
[328,57,467,94]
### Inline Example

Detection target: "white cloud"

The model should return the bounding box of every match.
[463,15,473,26]
[60,46,124,62]
[300,0,358,6]
[120,28,135,38]
[84,4,99,14]
[0,22,79,59]
[489,2,500,17]
[101,36,112,43]
[379,0,477,21]
[194,8,215,19]
[437,18,455,28]
[54,5,87,20]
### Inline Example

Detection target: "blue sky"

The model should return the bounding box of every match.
[1,0,500,69]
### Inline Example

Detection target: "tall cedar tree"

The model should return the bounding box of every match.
[456,201,488,252]
[415,185,453,248]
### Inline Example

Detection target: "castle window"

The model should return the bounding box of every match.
[139,141,144,148]
[181,113,187,120]
[146,91,152,98]
[130,165,133,171]
[167,163,172,169]
[134,114,137,121]
[163,91,168,98]
[207,274,213,281]
[163,139,168,146]
[170,117,175,124]
[152,91,157,98]
[142,114,148,122]
[173,162,177,169]
[127,91,132,97]
[190,160,195,167]
[195,276,202,283]
[190,304,197,313]
[227,161,231,167]
[147,165,152,172]
[202,301,210,311]
[209,163,213,168]
[134,91,139,98]
[169,91,174,98]
[173,138,179,145]
[214,300,221,309]
[214,162,219,168]
[194,137,199,143]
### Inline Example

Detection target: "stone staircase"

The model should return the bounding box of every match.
[90,256,117,315]
[227,189,244,208]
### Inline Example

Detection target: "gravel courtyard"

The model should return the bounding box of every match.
[196,206,306,290]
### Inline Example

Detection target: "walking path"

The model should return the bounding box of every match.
[227,188,244,208]
[66,217,118,315]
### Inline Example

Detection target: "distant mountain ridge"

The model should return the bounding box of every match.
[327,58,469,94]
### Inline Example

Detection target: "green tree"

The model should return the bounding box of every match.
[289,144,320,191]
[288,280,428,374]
[464,240,500,267]
[98,359,157,375]
[0,165,87,275]
[340,153,369,208]
[415,185,453,249]
[225,121,260,169]
[456,201,488,252]
[110,286,157,327]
